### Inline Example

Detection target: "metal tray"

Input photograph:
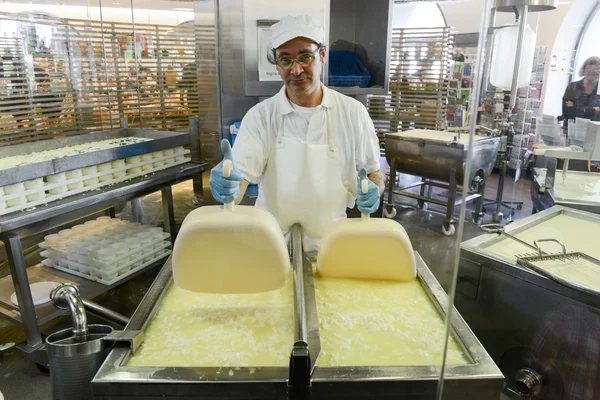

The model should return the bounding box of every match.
[0,128,189,187]
[93,253,502,399]
[532,168,600,214]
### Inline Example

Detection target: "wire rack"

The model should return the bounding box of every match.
[517,251,600,296]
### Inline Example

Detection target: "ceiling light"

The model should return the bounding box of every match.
[173,7,193,11]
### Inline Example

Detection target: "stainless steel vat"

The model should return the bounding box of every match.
[92,252,503,399]
[457,206,600,395]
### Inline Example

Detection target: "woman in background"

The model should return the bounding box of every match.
[562,56,600,129]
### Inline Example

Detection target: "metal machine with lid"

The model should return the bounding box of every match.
[384,130,500,235]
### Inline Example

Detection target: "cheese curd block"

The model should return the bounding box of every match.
[83,177,99,186]
[4,182,24,195]
[126,167,142,174]
[26,191,45,202]
[6,196,26,207]
[98,173,113,182]
[67,181,84,191]
[112,171,127,179]
[153,160,165,168]
[24,178,44,190]
[314,271,469,366]
[66,169,83,179]
[317,218,416,281]
[126,156,141,164]
[127,276,293,367]
[172,204,290,294]
[163,148,174,156]
[82,165,98,176]
[0,200,6,210]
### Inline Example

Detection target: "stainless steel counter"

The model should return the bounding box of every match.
[93,250,502,399]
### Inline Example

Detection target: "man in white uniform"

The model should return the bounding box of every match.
[210,15,384,248]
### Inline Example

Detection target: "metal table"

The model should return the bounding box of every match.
[456,206,600,393]
[384,130,500,236]
[531,167,600,214]
[0,161,208,363]
[93,245,502,399]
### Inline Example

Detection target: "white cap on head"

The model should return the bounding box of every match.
[270,15,324,51]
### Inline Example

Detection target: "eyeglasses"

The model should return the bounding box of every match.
[585,68,600,75]
[275,49,320,69]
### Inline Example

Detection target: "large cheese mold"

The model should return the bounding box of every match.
[126,277,294,367]
[317,217,416,282]
[172,204,290,294]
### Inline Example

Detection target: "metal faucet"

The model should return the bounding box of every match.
[50,283,89,342]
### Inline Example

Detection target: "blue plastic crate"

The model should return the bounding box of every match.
[328,51,371,88]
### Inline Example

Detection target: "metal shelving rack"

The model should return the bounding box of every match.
[0,119,208,364]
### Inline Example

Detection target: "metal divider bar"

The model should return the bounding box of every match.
[289,224,310,395]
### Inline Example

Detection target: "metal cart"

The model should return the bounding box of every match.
[384,130,500,236]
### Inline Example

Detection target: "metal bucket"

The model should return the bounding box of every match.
[46,324,114,400]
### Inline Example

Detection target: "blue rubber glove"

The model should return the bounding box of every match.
[210,139,246,204]
[357,168,380,214]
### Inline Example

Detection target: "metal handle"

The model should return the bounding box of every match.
[50,283,88,342]
[82,299,129,327]
[480,223,504,233]
[534,239,567,256]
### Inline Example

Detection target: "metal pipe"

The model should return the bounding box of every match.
[509,5,529,111]
[291,224,307,346]
[436,0,494,397]
[481,7,496,97]
[50,283,89,342]
[82,299,130,327]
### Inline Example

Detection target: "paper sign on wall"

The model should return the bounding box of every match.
[258,20,281,82]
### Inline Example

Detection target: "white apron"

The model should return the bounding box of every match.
[255,109,351,250]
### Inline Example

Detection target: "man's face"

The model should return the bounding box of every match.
[275,37,326,97]
[584,65,600,82]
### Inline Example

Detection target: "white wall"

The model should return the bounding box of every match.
[574,4,600,80]
[542,0,596,116]
[393,3,445,28]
